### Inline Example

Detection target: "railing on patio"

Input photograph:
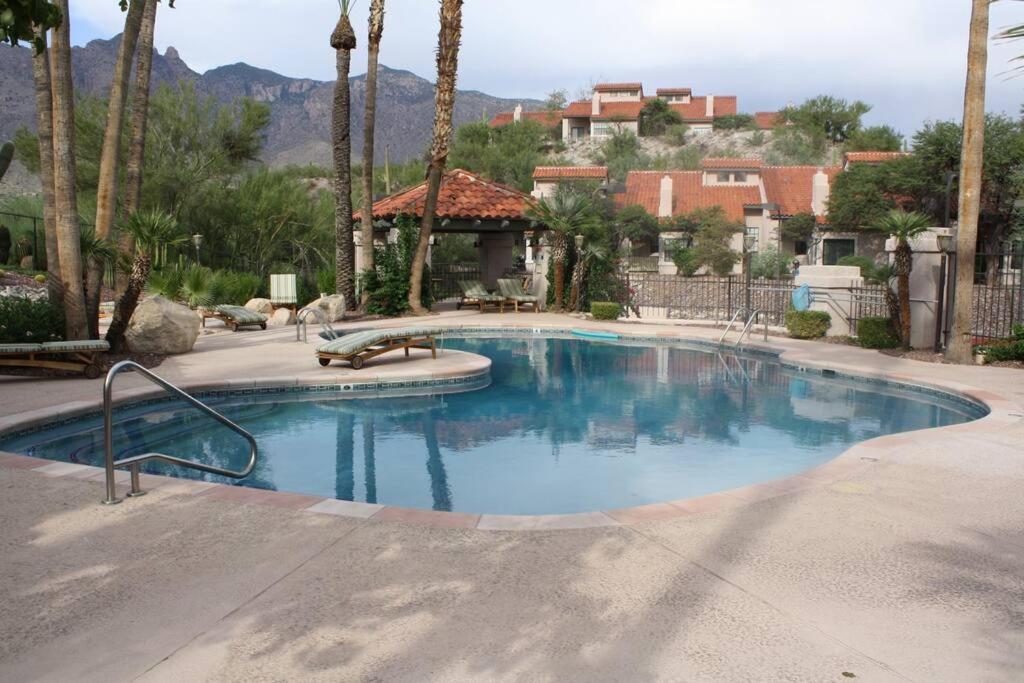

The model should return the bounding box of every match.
[431,262,481,301]
[971,242,1023,341]
[622,273,796,326]
[847,285,890,335]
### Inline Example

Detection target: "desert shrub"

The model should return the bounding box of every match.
[785,310,831,339]
[584,257,628,309]
[984,339,1024,362]
[211,270,261,305]
[750,247,790,279]
[672,248,700,276]
[315,267,335,296]
[0,297,64,343]
[714,114,757,131]
[748,131,767,147]
[664,124,689,147]
[590,301,621,321]
[857,316,900,349]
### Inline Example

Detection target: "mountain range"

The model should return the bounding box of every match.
[0,34,542,169]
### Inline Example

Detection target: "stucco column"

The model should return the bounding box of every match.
[885,228,950,349]
[794,265,864,337]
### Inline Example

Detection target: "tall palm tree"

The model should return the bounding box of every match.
[50,0,89,339]
[527,185,599,311]
[408,0,463,314]
[946,0,990,363]
[105,210,183,351]
[30,25,62,305]
[359,0,385,307]
[873,209,932,350]
[331,0,357,309]
[568,243,607,312]
[89,0,147,336]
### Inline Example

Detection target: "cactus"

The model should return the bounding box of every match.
[0,141,13,183]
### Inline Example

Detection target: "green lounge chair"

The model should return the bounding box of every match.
[457,280,506,313]
[270,273,298,311]
[497,278,539,312]
[316,326,442,369]
[0,339,109,379]
[202,305,268,331]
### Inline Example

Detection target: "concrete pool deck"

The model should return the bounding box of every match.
[1,310,1022,681]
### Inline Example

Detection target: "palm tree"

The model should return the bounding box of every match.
[331,0,357,310]
[567,243,607,312]
[946,0,990,363]
[50,0,89,339]
[89,0,147,336]
[106,210,183,352]
[30,25,62,305]
[527,185,599,311]
[359,0,385,307]
[408,0,464,315]
[873,209,932,350]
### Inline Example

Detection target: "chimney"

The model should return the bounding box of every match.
[592,91,601,117]
[513,103,523,123]
[658,175,673,218]
[705,94,715,118]
[811,167,830,216]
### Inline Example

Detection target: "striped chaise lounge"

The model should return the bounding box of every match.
[497,278,539,312]
[316,327,442,369]
[202,305,268,331]
[0,339,109,379]
[457,280,506,313]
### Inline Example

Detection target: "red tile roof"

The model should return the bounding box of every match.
[618,171,761,222]
[358,169,534,222]
[488,109,563,128]
[594,82,643,92]
[656,87,692,95]
[667,95,737,122]
[754,111,781,130]
[563,100,594,118]
[592,101,644,121]
[843,151,909,164]
[702,157,763,170]
[532,166,609,180]
[761,166,842,222]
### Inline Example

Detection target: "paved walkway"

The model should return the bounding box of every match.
[1,311,1022,681]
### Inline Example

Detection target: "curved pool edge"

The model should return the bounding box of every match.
[1,325,1019,531]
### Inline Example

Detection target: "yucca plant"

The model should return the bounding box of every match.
[872,209,932,350]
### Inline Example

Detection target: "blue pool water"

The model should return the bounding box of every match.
[0,337,985,514]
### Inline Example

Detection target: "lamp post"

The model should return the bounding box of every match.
[743,232,756,312]
[192,234,204,266]
[934,230,955,352]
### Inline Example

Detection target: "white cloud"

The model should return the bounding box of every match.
[69,0,1024,135]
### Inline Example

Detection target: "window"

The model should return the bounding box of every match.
[592,124,611,137]
[823,239,855,265]
[794,240,808,256]
[734,172,747,183]
[717,172,730,183]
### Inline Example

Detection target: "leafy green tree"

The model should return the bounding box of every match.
[638,99,682,136]
[750,246,791,278]
[787,95,871,144]
[713,114,756,131]
[544,89,568,111]
[0,0,62,52]
[670,207,741,276]
[613,204,659,252]
[845,125,904,152]
[780,212,817,243]
[826,159,919,230]
[449,119,549,191]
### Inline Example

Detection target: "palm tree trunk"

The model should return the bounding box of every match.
[359,0,385,308]
[946,0,989,363]
[408,0,463,315]
[89,0,147,337]
[568,246,588,312]
[331,13,357,309]
[550,231,568,311]
[106,250,151,352]
[895,239,913,349]
[50,0,88,340]
[31,27,62,305]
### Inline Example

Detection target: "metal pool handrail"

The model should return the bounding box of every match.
[101,360,258,505]
[297,306,337,343]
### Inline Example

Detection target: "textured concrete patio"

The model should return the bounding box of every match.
[1,310,1022,682]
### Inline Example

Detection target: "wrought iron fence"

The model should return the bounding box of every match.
[847,285,890,335]
[620,255,660,272]
[623,273,796,326]
[971,242,1023,341]
[431,262,481,301]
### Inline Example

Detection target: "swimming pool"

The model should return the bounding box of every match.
[0,336,986,515]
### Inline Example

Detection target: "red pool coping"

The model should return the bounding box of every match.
[0,327,1020,531]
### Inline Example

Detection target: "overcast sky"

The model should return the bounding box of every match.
[70,0,1024,138]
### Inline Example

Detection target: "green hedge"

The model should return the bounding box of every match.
[590,301,621,321]
[0,296,64,343]
[785,310,831,339]
[857,316,900,349]
[982,324,1024,362]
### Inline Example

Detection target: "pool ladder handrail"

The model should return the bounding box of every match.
[296,305,338,343]
[101,360,258,505]
[717,307,749,344]
[718,308,769,347]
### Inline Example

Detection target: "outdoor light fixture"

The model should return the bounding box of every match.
[575,234,585,250]
[936,233,954,254]
[192,234,204,265]
[743,233,757,252]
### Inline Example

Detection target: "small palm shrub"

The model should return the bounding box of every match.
[0,297,64,343]
[857,316,900,349]
[982,324,1024,362]
[785,310,831,339]
[590,301,621,320]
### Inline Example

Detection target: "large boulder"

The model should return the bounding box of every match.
[307,294,346,322]
[245,298,273,315]
[268,307,295,326]
[125,296,201,355]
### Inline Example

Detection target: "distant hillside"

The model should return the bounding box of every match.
[0,35,543,168]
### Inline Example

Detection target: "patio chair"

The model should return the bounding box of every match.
[0,339,109,379]
[316,326,442,369]
[497,278,539,312]
[270,273,298,311]
[201,304,268,331]
[457,280,506,313]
